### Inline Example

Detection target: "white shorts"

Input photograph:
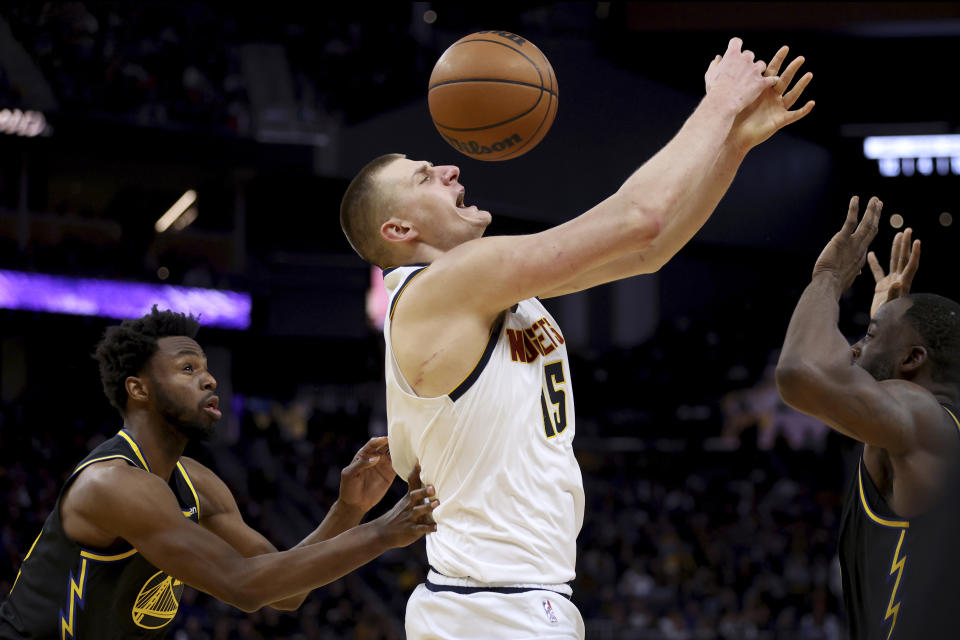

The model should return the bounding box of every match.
[405,582,585,640]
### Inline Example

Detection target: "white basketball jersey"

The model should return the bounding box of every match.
[383,265,585,585]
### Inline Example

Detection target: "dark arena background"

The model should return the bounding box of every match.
[2,3,959,639]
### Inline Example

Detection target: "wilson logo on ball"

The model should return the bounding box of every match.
[428,31,557,161]
[441,133,523,156]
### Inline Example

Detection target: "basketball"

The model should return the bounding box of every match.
[428,30,558,162]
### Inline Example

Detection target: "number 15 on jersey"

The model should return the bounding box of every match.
[540,361,568,438]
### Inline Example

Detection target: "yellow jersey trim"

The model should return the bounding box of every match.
[59,557,88,640]
[858,462,910,529]
[72,454,138,477]
[80,547,138,562]
[176,460,201,520]
[944,406,960,433]
[882,529,907,639]
[117,429,151,471]
[11,530,42,593]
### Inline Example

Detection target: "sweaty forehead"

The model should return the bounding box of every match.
[155,336,204,358]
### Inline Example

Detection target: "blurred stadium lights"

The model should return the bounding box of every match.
[171,206,198,232]
[366,266,388,331]
[0,269,251,329]
[155,190,198,232]
[0,109,48,137]
[864,134,960,177]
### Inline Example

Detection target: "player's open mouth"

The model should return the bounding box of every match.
[456,190,466,208]
[203,396,222,419]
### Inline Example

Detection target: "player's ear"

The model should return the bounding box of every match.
[125,376,149,404]
[900,345,928,374]
[381,218,419,244]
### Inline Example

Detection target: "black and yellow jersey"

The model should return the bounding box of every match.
[0,429,201,639]
[838,404,960,640]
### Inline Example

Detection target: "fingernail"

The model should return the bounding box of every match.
[368,456,380,463]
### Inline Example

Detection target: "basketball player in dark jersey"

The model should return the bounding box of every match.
[776,196,960,639]
[0,307,439,639]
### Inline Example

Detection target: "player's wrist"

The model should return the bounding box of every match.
[329,499,367,523]
[701,87,749,120]
[810,271,845,298]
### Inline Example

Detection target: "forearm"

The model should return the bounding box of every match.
[201,521,390,612]
[776,275,853,404]
[617,92,746,269]
[294,500,366,549]
[268,500,366,610]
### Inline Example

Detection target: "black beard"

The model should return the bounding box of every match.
[863,358,895,382]
[154,386,215,441]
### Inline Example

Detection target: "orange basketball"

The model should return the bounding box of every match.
[428,30,558,162]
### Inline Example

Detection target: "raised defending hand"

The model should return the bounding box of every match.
[338,436,396,514]
[812,196,882,292]
[371,464,438,548]
[704,37,777,114]
[867,227,921,317]
[729,45,815,150]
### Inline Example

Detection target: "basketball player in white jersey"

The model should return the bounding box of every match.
[340,38,814,639]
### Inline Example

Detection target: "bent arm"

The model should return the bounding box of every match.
[775,275,918,451]
[72,466,432,613]
[540,135,748,297]
[420,90,743,315]
[186,458,367,610]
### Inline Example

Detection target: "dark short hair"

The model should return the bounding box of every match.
[340,153,405,267]
[904,293,960,385]
[93,306,200,412]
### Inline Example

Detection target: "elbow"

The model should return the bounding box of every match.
[616,187,667,249]
[230,591,263,614]
[774,359,820,410]
[269,595,307,612]
[227,581,306,613]
[220,582,267,613]
[623,202,665,252]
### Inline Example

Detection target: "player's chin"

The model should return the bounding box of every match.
[457,205,491,226]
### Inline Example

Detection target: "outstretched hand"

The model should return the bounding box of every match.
[338,436,396,514]
[812,196,882,293]
[704,37,777,114]
[867,227,921,317]
[727,45,815,150]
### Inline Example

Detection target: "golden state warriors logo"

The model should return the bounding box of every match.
[132,570,183,629]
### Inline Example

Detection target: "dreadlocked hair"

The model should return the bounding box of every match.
[93,306,200,412]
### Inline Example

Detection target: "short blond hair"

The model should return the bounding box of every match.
[339,153,405,267]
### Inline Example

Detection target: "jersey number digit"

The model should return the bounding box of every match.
[541,361,568,438]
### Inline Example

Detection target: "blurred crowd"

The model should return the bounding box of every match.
[1,3,433,132]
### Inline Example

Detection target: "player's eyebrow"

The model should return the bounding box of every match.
[412,162,433,183]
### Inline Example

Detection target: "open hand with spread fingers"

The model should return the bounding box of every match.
[727,44,815,150]
[867,226,921,318]
[704,37,779,114]
[812,195,883,293]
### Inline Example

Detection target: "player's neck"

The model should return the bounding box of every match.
[394,244,442,268]
[122,416,188,482]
